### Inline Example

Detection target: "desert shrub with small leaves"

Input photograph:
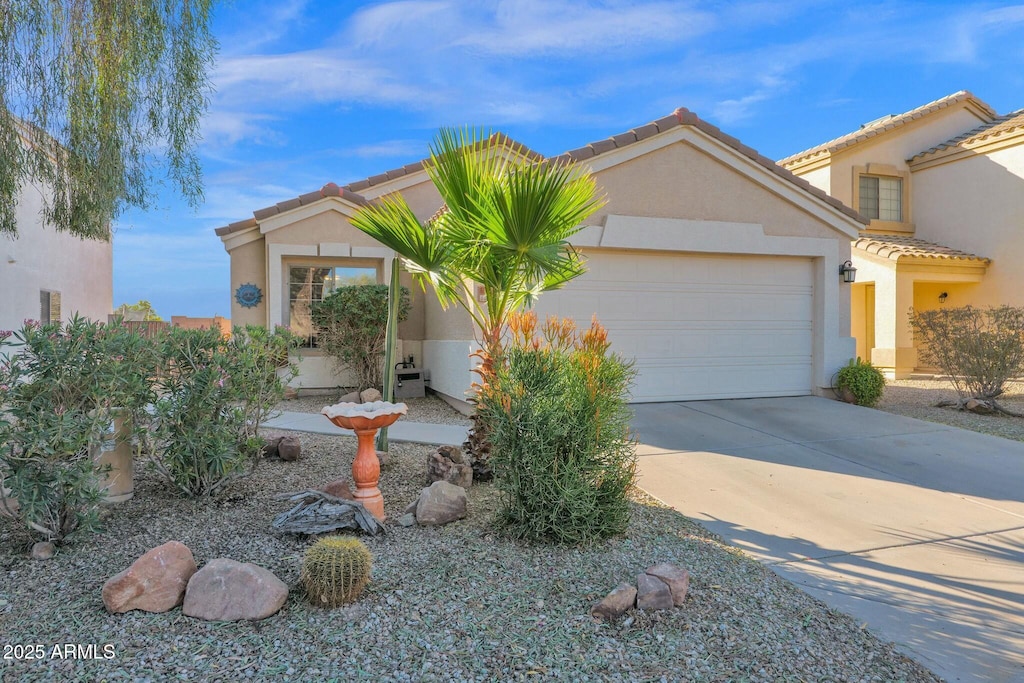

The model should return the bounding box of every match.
[478,312,637,545]
[910,305,1024,404]
[312,284,410,392]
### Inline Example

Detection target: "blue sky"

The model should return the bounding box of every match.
[113,0,1024,318]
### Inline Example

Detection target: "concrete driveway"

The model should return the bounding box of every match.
[633,396,1024,683]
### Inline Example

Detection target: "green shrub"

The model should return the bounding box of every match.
[836,357,886,407]
[0,316,156,541]
[145,325,298,496]
[910,305,1024,402]
[311,284,410,392]
[477,312,637,546]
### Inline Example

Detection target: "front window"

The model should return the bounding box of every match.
[858,175,902,222]
[288,265,377,347]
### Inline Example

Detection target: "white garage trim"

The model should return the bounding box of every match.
[564,215,854,398]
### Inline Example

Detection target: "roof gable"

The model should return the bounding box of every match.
[550,107,867,231]
[779,91,997,169]
[909,109,1024,167]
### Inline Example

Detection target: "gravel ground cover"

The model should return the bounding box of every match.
[876,378,1024,442]
[0,430,939,682]
[284,393,472,427]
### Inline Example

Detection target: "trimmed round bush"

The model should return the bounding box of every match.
[836,358,886,407]
[301,536,372,607]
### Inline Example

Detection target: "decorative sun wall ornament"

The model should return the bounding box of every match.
[235,283,263,308]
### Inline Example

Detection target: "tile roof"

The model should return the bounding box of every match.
[546,107,868,225]
[214,134,541,237]
[854,234,991,263]
[216,108,869,240]
[910,109,1024,162]
[778,91,997,168]
[214,182,369,237]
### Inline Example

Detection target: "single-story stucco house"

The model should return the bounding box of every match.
[780,90,1024,378]
[216,108,867,407]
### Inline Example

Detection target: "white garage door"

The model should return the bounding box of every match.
[531,251,814,402]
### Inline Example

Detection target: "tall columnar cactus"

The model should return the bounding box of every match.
[301,536,373,607]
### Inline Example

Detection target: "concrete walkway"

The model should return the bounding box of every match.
[633,396,1024,683]
[262,410,468,446]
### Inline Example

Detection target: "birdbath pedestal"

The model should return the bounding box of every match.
[321,401,407,521]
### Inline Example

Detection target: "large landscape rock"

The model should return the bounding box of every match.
[339,390,360,403]
[636,573,673,611]
[183,558,288,621]
[360,388,382,403]
[645,563,690,606]
[415,481,467,526]
[591,583,637,620]
[277,435,301,462]
[427,446,473,488]
[262,436,284,459]
[31,542,55,561]
[102,541,197,614]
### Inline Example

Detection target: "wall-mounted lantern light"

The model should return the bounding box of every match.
[839,260,857,284]
[939,291,948,304]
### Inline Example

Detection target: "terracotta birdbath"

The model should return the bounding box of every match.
[321,401,407,521]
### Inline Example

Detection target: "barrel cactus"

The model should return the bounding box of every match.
[301,536,372,607]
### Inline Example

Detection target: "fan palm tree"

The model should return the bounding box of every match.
[351,127,605,379]
[351,128,605,475]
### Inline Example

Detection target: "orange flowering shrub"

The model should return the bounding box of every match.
[477,312,637,545]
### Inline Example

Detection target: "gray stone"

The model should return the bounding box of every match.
[278,435,301,462]
[636,573,673,611]
[183,558,288,621]
[102,541,197,613]
[438,445,464,464]
[340,391,360,403]
[31,541,55,561]
[415,481,467,526]
[645,563,690,606]
[591,583,637,620]
[404,499,418,515]
[377,450,392,469]
[965,398,995,414]
[398,513,416,527]
[360,388,383,403]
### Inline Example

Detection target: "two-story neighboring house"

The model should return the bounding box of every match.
[780,91,1024,378]
[0,180,113,333]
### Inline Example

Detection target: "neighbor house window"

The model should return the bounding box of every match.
[40,290,61,323]
[288,265,377,347]
[858,175,902,222]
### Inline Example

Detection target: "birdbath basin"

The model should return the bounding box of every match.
[321,401,407,520]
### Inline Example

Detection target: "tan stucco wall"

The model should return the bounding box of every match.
[800,165,831,195]
[1,183,112,332]
[228,237,266,327]
[823,106,988,214]
[264,209,387,248]
[912,143,1024,308]
[590,141,851,241]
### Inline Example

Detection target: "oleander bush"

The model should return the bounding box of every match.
[0,316,156,541]
[145,325,298,496]
[478,312,637,546]
[835,357,886,407]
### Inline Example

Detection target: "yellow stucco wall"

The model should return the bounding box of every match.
[912,143,1024,309]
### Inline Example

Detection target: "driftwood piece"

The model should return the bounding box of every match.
[272,490,386,536]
